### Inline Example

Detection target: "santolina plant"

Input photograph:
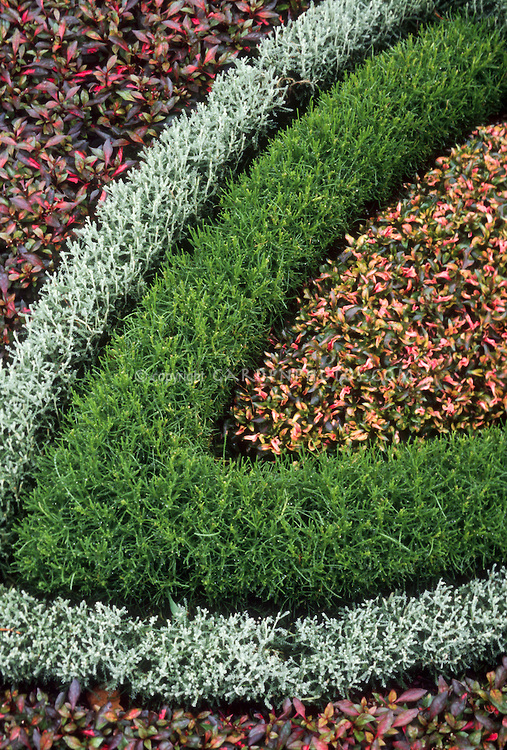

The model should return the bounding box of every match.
[229,121,507,455]
[1,568,507,706]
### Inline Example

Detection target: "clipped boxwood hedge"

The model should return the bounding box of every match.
[12,15,507,613]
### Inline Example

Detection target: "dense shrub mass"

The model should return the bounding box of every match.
[0,0,448,544]
[229,122,507,455]
[11,17,507,612]
[0,0,305,356]
[14,424,507,612]
[2,569,507,706]
[2,658,507,750]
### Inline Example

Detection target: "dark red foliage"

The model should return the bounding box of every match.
[0,0,308,359]
[2,656,507,749]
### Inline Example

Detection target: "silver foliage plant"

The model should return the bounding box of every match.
[0,0,452,540]
[1,568,507,706]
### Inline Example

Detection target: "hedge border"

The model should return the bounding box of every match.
[0,0,471,537]
[1,567,506,707]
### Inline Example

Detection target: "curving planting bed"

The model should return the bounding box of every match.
[0,0,441,541]
[229,122,507,455]
[2,0,507,740]
[11,10,507,609]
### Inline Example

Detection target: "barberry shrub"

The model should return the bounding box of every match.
[230,121,507,456]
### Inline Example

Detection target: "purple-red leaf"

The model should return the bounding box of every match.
[103,139,113,167]
[310,738,328,750]
[68,678,81,711]
[428,691,449,720]
[10,195,32,212]
[248,723,267,746]
[334,700,360,718]
[396,689,428,704]
[292,698,306,720]
[375,712,394,737]
[392,709,420,728]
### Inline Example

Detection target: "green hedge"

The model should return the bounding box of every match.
[1,0,459,560]
[13,15,507,613]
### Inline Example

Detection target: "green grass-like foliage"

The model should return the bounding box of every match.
[230,122,507,455]
[12,16,507,613]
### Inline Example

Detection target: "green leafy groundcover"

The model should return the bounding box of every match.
[12,15,507,614]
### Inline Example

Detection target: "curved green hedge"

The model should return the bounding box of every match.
[13,15,507,613]
[0,0,447,555]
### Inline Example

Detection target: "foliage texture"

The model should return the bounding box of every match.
[0,0,458,557]
[1,568,507,707]
[0,0,302,353]
[230,122,507,455]
[1,3,505,716]
[3,664,507,750]
[12,17,507,611]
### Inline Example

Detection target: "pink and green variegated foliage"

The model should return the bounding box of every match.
[3,657,507,750]
[0,0,306,357]
[229,121,507,456]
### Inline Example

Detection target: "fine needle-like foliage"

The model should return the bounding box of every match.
[11,17,507,614]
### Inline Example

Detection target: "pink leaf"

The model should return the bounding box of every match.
[66,40,78,63]
[395,689,428,704]
[11,195,32,212]
[334,700,360,718]
[203,45,218,66]
[392,709,420,728]
[375,712,394,737]
[292,698,306,720]
[166,0,186,15]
